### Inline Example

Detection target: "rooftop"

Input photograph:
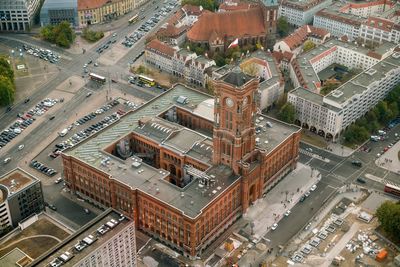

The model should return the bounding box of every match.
[187,6,266,41]
[42,0,77,9]
[221,66,255,87]
[316,2,365,26]
[325,52,400,105]
[33,209,132,267]
[64,81,300,218]
[281,0,330,10]
[291,39,397,92]
[145,39,176,57]
[254,115,301,153]
[0,168,38,198]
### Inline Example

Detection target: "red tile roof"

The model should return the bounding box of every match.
[78,0,118,10]
[366,17,395,31]
[182,4,203,15]
[281,25,329,50]
[219,0,257,11]
[145,39,175,57]
[187,7,266,42]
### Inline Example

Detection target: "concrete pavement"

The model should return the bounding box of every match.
[375,139,400,174]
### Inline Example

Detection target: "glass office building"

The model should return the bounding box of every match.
[40,0,78,27]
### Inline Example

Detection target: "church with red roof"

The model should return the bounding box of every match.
[187,0,278,52]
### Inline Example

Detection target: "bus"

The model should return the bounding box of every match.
[89,73,106,83]
[384,183,400,198]
[129,14,139,24]
[138,75,155,86]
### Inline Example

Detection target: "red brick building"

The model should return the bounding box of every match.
[62,68,300,258]
[187,1,278,52]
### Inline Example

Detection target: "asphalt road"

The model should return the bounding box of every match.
[263,180,336,249]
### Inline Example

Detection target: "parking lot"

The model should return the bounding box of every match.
[121,2,178,50]
[30,97,139,184]
[1,98,61,156]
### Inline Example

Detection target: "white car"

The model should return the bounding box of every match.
[271,223,278,230]
[18,144,24,150]
[310,184,317,191]
[284,210,291,217]
[305,191,311,197]
[3,157,11,164]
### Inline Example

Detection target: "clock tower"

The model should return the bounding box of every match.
[212,66,259,175]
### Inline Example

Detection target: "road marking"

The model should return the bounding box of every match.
[365,173,383,183]
[299,149,330,163]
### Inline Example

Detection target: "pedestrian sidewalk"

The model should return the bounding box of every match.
[326,142,355,157]
[375,139,400,175]
[243,163,320,238]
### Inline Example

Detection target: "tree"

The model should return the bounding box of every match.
[241,62,259,77]
[277,17,289,37]
[206,80,215,95]
[213,53,226,67]
[275,93,287,110]
[0,75,15,106]
[303,40,316,52]
[181,0,218,11]
[376,201,400,243]
[278,103,296,124]
[343,124,369,144]
[40,21,75,48]
[82,28,104,42]
[0,57,14,80]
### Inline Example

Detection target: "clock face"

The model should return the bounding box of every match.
[225,97,234,107]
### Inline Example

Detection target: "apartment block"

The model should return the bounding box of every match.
[0,168,44,228]
[32,209,137,267]
[288,40,400,140]
[278,0,332,27]
[313,0,400,44]
[144,40,216,87]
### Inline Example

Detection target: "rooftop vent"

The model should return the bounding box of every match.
[176,95,188,104]
[365,68,377,76]
[332,90,344,98]
[132,161,141,168]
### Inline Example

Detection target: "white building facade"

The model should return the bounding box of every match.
[0,0,42,31]
[288,50,400,140]
[278,0,332,27]
[75,222,137,267]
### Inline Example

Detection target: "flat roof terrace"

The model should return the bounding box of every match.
[33,209,131,267]
[0,168,38,196]
[255,115,301,153]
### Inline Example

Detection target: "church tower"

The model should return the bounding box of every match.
[212,67,259,175]
[259,0,278,44]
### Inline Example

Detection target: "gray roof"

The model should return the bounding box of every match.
[293,39,397,92]
[42,0,77,9]
[33,209,131,267]
[221,66,254,87]
[64,82,301,218]
[324,52,400,105]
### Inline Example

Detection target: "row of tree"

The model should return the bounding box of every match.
[0,56,15,106]
[343,84,400,144]
[40,21,75,48]
[181,0,219,11]
[376,201,400,244]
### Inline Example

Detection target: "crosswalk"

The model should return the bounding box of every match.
[299,148,330,163]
